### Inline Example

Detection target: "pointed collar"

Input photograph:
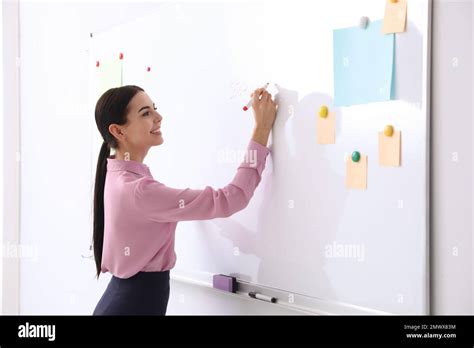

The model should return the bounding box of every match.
[107,156,151,177]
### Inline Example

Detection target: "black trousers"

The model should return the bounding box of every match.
[93,271,170,315]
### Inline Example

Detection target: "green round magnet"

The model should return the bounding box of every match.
[351,151,361,163]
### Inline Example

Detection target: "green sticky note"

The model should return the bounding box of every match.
[98,59,123,96]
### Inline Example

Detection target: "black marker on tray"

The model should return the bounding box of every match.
[249,291,277,303]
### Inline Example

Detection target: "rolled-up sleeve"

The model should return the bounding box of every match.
[134,140,271,223]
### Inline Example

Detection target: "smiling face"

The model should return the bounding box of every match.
[109,91,163,157]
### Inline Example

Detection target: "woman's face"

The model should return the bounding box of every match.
[112,91,164,153]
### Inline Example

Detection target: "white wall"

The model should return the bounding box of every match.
[0,0,4,314]
[431,0,473,314]
[8,0,473,315]
[2,0,21,315]
[17,1,98,314]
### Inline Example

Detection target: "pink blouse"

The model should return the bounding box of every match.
[101,140,271,278]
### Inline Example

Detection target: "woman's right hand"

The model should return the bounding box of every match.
[251,87,277,132]
[250,87,277,146]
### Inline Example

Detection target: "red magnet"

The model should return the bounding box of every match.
[96,61,100,67]
[119,52,124,60]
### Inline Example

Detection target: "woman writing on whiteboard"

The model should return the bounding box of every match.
[92,85,276,315]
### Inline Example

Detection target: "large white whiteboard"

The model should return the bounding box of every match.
[89,0,431,314]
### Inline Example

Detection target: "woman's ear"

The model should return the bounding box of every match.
[108,124,126,142]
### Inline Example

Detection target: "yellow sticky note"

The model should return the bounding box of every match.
[346,155,367,190]
[379,131,401,166]
[382,0,407,34]
[317,111,336,144]
[97,59,123,97]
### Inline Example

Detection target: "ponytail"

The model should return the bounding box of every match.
[93,85,144,278]
[93,141,110,278]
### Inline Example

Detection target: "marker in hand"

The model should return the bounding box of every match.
[249,291,277,303]
[243,83,270,111]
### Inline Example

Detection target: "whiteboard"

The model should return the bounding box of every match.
[89,0,431,314]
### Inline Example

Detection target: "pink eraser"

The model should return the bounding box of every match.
[213,274,237,293]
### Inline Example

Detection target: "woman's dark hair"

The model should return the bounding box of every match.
[93,85,144,278]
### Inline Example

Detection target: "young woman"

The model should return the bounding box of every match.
[92,85,276,315]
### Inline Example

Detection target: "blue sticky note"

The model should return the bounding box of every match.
[333,20,395,106]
